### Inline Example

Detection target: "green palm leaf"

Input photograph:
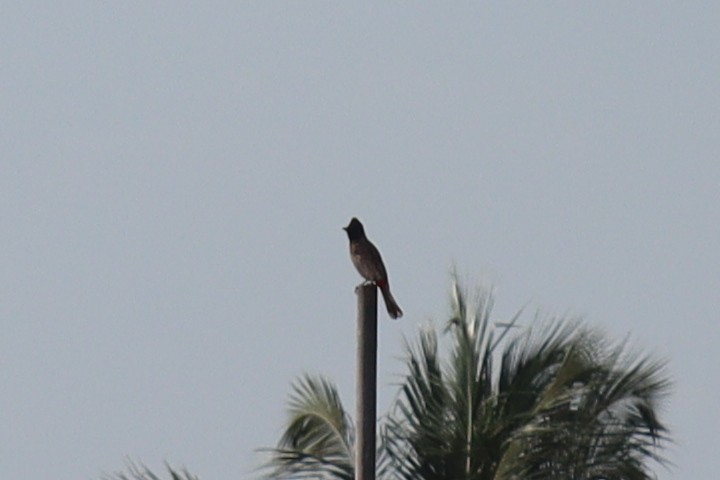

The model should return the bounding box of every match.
[263,374,354,479]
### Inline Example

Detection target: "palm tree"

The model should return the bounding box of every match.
[264,280,670,479]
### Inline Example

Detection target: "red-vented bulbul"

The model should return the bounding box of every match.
[343,217,403,319]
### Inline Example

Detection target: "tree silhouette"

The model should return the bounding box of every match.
[264,280,670,479]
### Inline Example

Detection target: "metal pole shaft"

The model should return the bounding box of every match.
[355,284,377,480]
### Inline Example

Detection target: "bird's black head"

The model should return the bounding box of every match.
[343,217,365,241]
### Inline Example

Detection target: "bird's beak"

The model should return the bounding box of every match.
[342,226,347,231]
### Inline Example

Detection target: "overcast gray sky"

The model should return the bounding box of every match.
[2,3,718,479]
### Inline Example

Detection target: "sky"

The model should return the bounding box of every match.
[2,3,719,479]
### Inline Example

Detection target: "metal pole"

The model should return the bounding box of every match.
[355,284,377,480]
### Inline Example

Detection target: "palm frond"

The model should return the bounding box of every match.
[496,326,670,480]
[385,281,510,479]
[383,280,670,480]
[262,374,354,479]
[384,327,451,480]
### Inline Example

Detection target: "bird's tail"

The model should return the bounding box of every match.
[378,281,403,319]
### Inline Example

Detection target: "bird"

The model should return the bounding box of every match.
[343,217,403,319]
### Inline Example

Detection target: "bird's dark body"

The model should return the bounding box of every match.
[349,238,387,282]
